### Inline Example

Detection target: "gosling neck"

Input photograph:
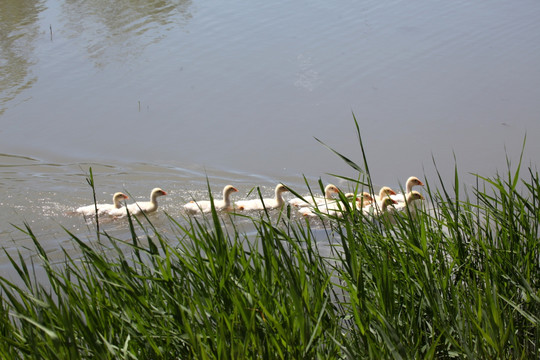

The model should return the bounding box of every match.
[274,188,286,207]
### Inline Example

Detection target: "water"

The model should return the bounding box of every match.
[1,0,540,270]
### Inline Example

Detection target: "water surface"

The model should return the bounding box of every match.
[1,0,539,268]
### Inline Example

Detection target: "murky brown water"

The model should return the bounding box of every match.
[1,0,540,269]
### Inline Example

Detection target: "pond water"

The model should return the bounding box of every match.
[1,0,540,271]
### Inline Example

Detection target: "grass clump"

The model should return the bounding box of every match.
[1,123,539,359]
[1,206,342,359]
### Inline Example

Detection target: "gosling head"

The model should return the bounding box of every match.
[380,196,398,210]
[378,186,397,200]
[113,192,129,208]
[151,188,167,198]
[406,176,425,191]
[406,190,425,203]
[224,185,239,196]
[113,192,129,201]
[324,184,341,197]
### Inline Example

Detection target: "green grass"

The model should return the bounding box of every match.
[0,121,539,359]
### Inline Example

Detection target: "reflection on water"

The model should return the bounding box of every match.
[61,0,193,68]
[0,0,45,115]
[0,0,193,114]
